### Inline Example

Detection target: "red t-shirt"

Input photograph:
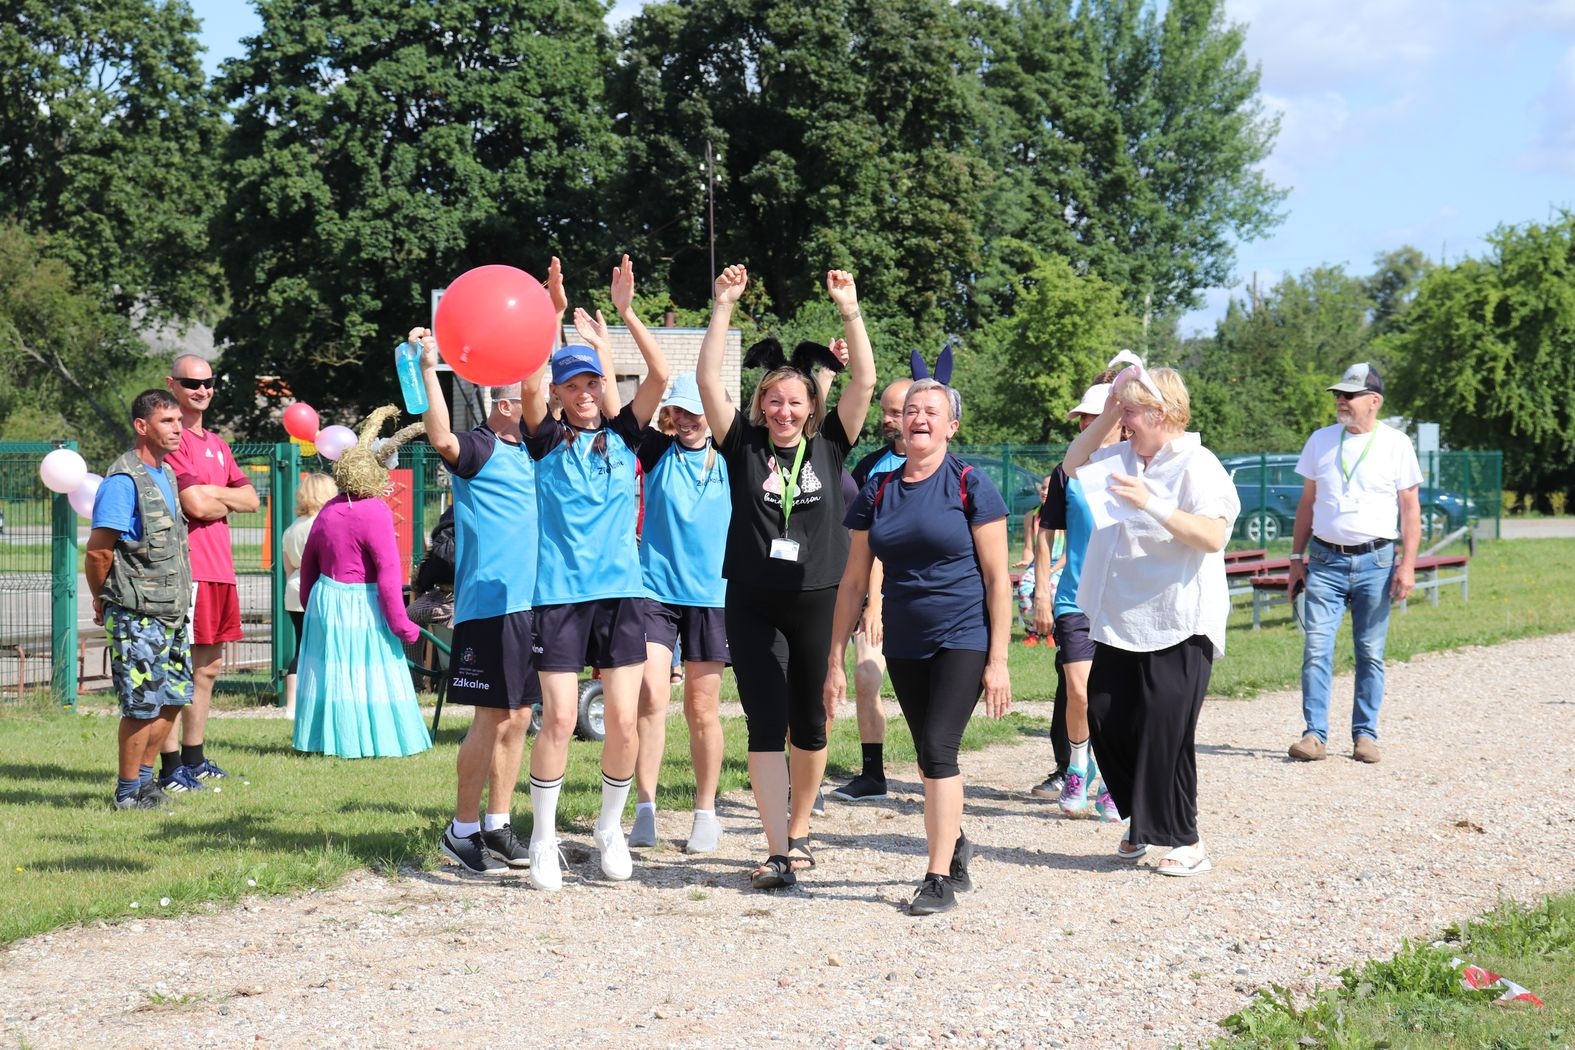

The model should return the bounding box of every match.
[165,425,251,584]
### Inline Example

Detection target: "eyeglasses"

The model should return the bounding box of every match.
[1332,390,1375,401]
[173,377,216,390]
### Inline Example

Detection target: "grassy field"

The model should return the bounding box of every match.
[0,693,1040,946]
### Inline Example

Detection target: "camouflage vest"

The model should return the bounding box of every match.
[99,449,194,624]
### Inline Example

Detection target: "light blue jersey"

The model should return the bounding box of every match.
[451,427,537,624]
[1053,476,1094,620]
[528,406,645,606]
[638,433,729,607]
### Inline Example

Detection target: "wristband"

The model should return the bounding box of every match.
[1289,552,1304,562]
[1142,495,1177,524]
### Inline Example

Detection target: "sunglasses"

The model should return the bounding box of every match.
[1332,390,1372,401]
[173,376,216,390]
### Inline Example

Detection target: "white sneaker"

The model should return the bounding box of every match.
[528,838,563,892]
[685,811,722,854]
[628,807,658,847]
[594,823,633,881]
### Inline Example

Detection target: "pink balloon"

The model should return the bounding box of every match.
[315,425,357,462]
[434,265,556,386]
[39,448,88,494]
[69,473,104,519]
[282,402,320,441]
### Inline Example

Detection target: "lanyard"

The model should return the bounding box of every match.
[774,440,808,537]
[1338,428,1376,486]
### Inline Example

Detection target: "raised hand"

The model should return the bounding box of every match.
[546,256,567,316]
[573,306,611,350]
[828,337,850,369]
[826,269,859,311]
[714,264,748,306]
[411,327,439,370]
[610,254,635,314]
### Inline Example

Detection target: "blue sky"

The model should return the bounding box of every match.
[190,1,1575,334]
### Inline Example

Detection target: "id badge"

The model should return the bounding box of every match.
[1336,492,1363,513]
[769,537,801,562]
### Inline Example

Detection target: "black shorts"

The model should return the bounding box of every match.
[644,600,731,666]
[533,598,647,672]
[448,610,542,711]
[1053,612,1096,664]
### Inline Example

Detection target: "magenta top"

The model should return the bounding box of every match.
[299,494,420,644]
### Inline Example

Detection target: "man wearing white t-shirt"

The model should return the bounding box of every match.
[1287,362,1421,764]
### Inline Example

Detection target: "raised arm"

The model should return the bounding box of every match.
[1062,399,1121,476]
[416,327,462,466]
[698,264,748,447]
[547,255,568,352]
[571,305,625,419]
[610,255,669,427]
[825,271,876,441]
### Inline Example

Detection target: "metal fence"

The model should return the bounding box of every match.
[0,442,78,702]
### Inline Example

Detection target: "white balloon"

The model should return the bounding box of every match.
[315,425,358,462]
[68,473,104,519]
[39,448,88,494]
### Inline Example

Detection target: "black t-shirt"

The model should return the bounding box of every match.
[1038,465,1070,531]
[718,407,858,591]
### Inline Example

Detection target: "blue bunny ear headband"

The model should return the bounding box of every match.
[910,339,956,384]
[743,337,846,377]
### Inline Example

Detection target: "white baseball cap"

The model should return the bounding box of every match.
[1067,383,1112,420]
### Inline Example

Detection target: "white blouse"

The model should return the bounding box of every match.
[1074,433,1240,656]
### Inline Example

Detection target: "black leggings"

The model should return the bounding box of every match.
[725,583,838,752]
[1086,635,1213,849]
[886,648,987,779]
[287,610,305,675]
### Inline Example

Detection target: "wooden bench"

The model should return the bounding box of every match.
[1226,557,1289,600]
[1247,554,1470,628]
[1224,548,1267,564]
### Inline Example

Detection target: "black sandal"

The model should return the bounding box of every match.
[750,855,796,889]
[787,836,816,872]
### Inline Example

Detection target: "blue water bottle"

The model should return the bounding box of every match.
[395,340,428,414]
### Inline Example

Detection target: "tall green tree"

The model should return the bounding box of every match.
[966,0,1285,321]
[0,223,158,459]
[1385,213,1575,507]
[611,0,988,331]
[212,0,620,429]
[0,0,222,319]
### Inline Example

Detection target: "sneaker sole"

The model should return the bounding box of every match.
[827,790,889,802]
[440,841,510,876]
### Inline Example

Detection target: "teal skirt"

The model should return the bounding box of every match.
[293,578,432,759]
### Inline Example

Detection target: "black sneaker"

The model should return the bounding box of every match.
[440,826,510,876]
[909,873,957,916]
[480,823,531,869]
[113,790,159,811]
[137,780,171,808]
[1030,768,1067,799]
[949,832,974,892]
[189,758,229,780]
[829,774,889,802]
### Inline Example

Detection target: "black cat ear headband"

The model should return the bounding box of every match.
[743,338,847,380]
[909,341,955,384]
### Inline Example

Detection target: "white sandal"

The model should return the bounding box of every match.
[1156,842,1211,877]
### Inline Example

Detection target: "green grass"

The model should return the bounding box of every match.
[1214,896,1575,1048]
[0,690,1039,945]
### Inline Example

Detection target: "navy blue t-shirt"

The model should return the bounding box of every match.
[843,454,1009,659]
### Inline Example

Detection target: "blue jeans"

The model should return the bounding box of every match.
[1300,540,1395,743]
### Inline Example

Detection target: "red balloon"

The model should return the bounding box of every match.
[434,265,556,386]
[282,402,320,441]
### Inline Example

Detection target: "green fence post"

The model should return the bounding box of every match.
[50,441,79,708]
[411,443,428,578]
[271,442,299,706]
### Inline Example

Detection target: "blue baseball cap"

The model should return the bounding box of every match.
[550,345,603,385]
[661,372,705,415]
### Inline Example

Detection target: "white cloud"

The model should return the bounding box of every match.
[1225,0,1445,92]
[1519,44,1575,174]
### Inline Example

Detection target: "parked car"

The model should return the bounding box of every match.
[1220,453,1478,543]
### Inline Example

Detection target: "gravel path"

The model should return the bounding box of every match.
[5,633,1575,1049]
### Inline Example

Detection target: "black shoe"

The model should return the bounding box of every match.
[440,826,510,876]
[137,780,171,808]
[113,790,159,810]
[909,873,957,915]
[829,774,888,802]
[480,823,531,869]
[1030,768,1067,799]
[949,832,974,893]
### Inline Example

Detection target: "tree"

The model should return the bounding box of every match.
[0,223,158,460]
[611,0,989,331]
[0,0,222,319]
[954,254,1139,443]
[1385,213,1575,507]
[212,0,621,430]
[966,0,1285,321]
[1364,245,1431,336]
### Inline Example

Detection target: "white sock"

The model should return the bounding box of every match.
[482,811,509,832]
[692,808,716,821]
[1070,739,1090,772]
[635,801,656,817]
[599,771,632,833]
[529,774,563,846]
[450,819,480,838]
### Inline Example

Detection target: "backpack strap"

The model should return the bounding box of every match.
[872,469,897,509]
[959,464,973,515]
